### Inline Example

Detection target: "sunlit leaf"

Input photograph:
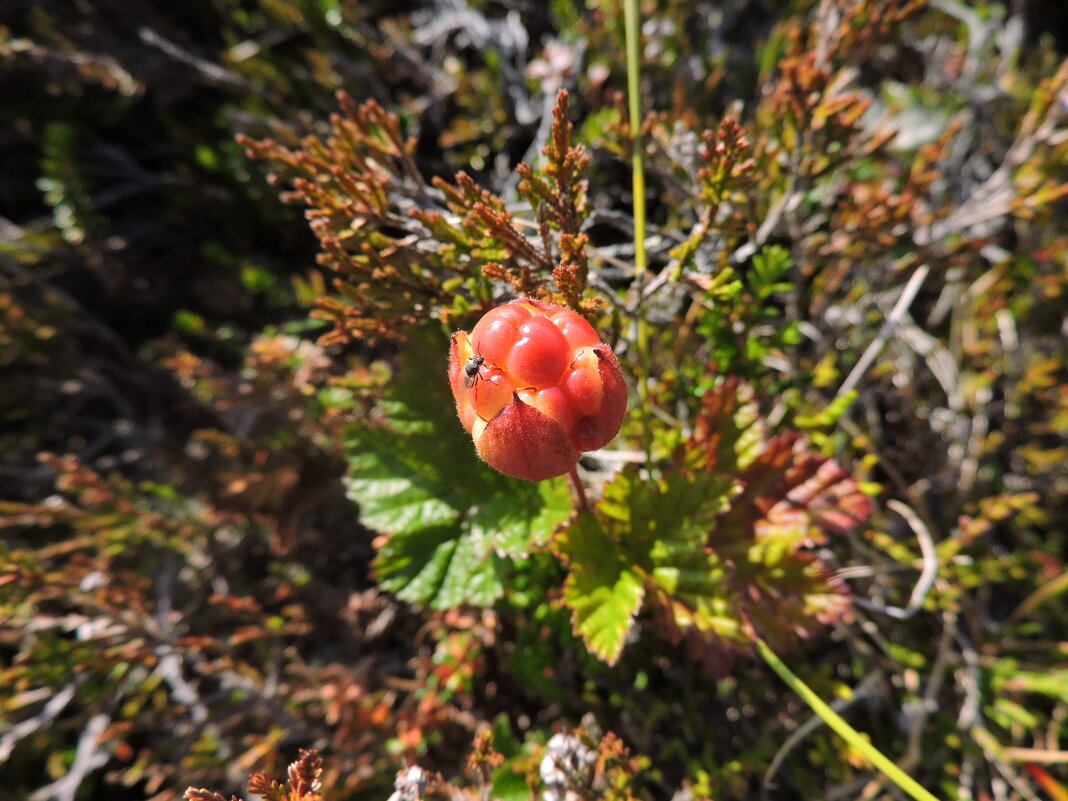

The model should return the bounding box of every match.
[554,510,645,666]
[345,329,571,609]
[555,381,870,668]
[554,464,740,666]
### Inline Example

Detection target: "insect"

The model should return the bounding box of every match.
[463,352,486,388]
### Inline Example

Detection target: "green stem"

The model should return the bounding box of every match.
[755,637,942,801]
[623,0,653,466]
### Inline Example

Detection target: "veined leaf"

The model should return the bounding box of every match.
[554,511,645,666]
[554,381,870,670]
[688,377,765,473]
[344,329,571,609]
[554,465,740,665]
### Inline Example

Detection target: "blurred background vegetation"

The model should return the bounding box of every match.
[2,1,1067,800]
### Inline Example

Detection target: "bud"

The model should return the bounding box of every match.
[449,299,627,481]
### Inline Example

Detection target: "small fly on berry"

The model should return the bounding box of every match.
[463,353,486,388]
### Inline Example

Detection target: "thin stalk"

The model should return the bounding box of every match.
[755,637,943,801]
[623,0,653,467]
[568,466,590,513]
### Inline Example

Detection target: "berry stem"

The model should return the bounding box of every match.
[568,465,590,513]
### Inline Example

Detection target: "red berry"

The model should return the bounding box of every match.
[449,298,627,481]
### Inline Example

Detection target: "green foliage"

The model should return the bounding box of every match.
[554,380,866,668]
[345,331,572,608]
[37,122,95,244]
[553,490,650,665]
[690,247,804,387]
[749,245,794,300]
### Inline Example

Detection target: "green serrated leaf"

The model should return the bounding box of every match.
[685,379,766,473]
[470,477,571,557]
[491,764,533,801]
[435,537,506,608]
[555,464,741,664]
[642,468,745,645]
[345,430,461,534]
[346,328,572,609]
[555,512,645,666]
[555,380,869,669]
[373,524,460,604]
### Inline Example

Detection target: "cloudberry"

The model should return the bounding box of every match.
[449,298,627,481]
